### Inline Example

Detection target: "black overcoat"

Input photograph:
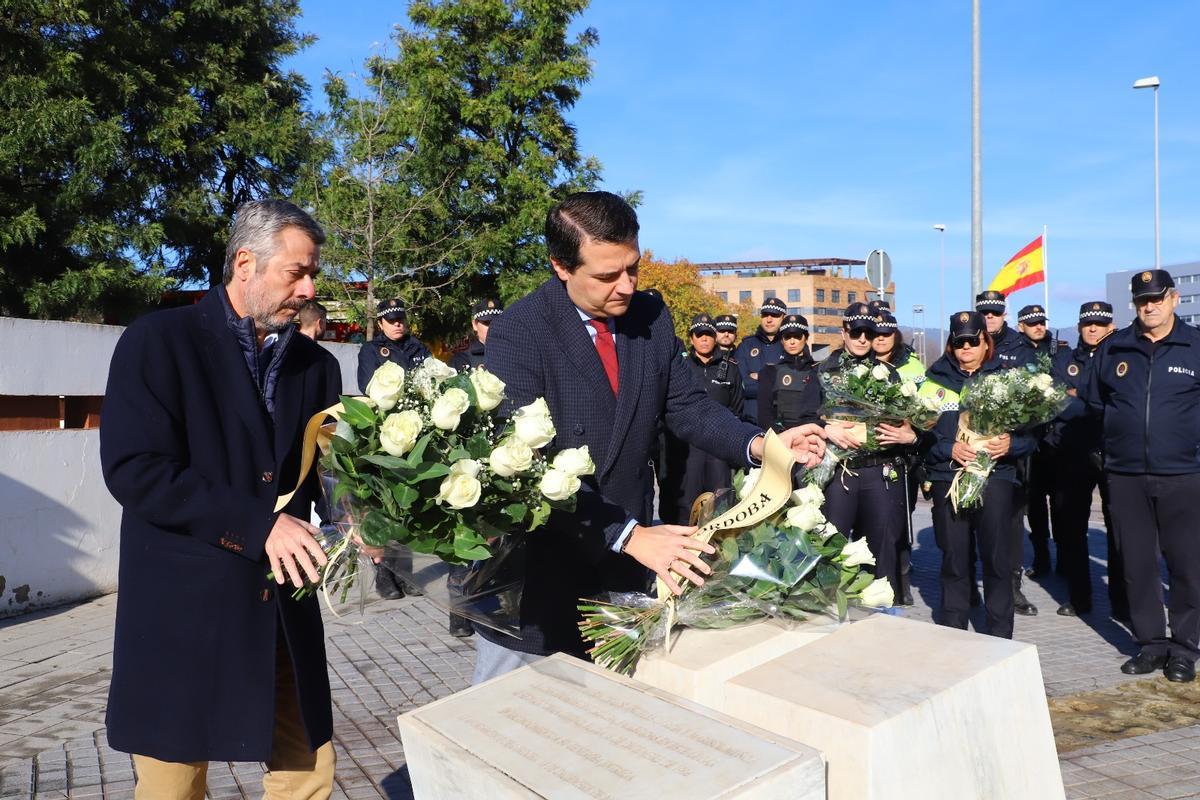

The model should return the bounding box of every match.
[99,288,341,763]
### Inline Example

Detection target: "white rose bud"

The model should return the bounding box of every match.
[871,364,891,381]
[840,537,877,568]
[859,577,895,608]
[365,362,405,411]
[737,468,762,500]
[539,468,580,502]
[488,440,534,477]
[791,484,825,508]
[785,503,826,531]
[852,364,870,378]
[437,470,482,509]
[431,387,471,431]
[379,410,423,456]
[551,446,595,477]
[469,369,506,411]
[900,381,918,397]
[513,398,556,448]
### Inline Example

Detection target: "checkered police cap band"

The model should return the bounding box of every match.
[472,307,503,321]
[715,319,738,331]
[760,301,786,314]
[975,300,1005,312]
[843,313,874,325]
[780,319,809,334]
[874,318,898,331]
[1078,310,1113,321]
[689,322,716,335]
[1017,311,1046,323]
[376,309,405,319]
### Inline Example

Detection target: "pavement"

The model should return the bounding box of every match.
[2,501,1199,799]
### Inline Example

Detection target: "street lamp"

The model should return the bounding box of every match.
[1133,75,1160,269]
[934,224,946,348]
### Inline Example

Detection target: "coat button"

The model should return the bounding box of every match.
[261,471,274,483]
[261,589,270,602]
[574,424,584,435]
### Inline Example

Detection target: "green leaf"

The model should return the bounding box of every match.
[529,500,553,530]
[406,432,433,466]
[414,462,450,481]
[392,483,419,509]
[502,503,527,524]
[360,453,410,469]
[340,396,377,429]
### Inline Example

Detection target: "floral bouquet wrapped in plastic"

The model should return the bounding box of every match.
[287,359,593,632]
[577,436,893,676]
[950,357,1069,511]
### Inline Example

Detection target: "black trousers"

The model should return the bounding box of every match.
[931,479,1016,639]
[1049,452,1125,614]
[1026,448,1055,549]
[1106,472,1200,662]
[824,463,908,597]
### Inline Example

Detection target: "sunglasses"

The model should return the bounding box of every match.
[847,328,878,340]
[951,335,981,349]
[980,311,1002,318]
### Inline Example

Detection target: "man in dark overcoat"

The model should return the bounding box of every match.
[100,200,341,798]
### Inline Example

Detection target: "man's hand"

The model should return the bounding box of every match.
[623,524,715,597]
[265,514,328,589]
[876,420,918,446]
[766,424,827,468]
[951,441,977,467]
[981,433,1012,459]
[354,535,385,564]
[824,421,861,451]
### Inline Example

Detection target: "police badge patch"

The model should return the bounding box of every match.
[959,312,970,323]
[1141,271,1153,282]
[750,348,760,357]
[1116,361,1129,378]
[380,346,390,357]
[1067,364,1079,377]
[781,374,793,386]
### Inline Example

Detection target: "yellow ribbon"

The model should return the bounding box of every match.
[948,412,998,514]
[274,402,345,513]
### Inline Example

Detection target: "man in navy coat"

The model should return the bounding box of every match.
[100,200,342,798]
[477,191,826,680]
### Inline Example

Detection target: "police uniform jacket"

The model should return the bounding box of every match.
[1082,316,1200,475]
[450,339,486,372]
[1044,339,1104,453]
[893,345,926,384]
[919,355,1037,484]
[758,351,821,431]
[356,331,432,392]
[480,278,762,656]
[733,327,784,416]
[989,323,1036,369]
[99,287,341,762]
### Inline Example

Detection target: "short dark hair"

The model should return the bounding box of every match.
[545,191,639,272]
[223,199,325,284]
[297,300,327,328]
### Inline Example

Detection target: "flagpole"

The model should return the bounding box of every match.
[1042,225,1049,325]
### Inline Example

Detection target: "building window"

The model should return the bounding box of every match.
[788,307,801,315]
[740,290,752,303]
[717,292,728,301]
[816,289,825,303]
[847,292,857,303]
[763,289,777,300]
[788,288,801,302]
[832,290,841,304]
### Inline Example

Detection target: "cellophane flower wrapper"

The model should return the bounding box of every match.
[949,356,1071,510]
[820,364,939,451]
[578,483,886,676]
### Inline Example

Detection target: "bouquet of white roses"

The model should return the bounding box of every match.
[297,359,593,628]
[821,360,940,449]
[577,473,893,676]
[949,357,1069,510]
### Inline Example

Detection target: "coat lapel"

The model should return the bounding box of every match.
[196,290,274,453]
[544,280,618,409]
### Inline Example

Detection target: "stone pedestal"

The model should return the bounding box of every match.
[723,614,1065,800]
[634,617,841,707]
[397,653,825,800]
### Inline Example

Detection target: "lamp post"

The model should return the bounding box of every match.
[1133,76,1161,269]
[934,224,946,348]
[971,0,983,297]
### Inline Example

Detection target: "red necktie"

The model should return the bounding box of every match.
[589,319,619,395]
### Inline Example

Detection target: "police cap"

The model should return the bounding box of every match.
[688,313,716,336]
[376,298,406,321]
[1078,301,1114,325]
[950,310,986,339]
[760,297,787,317]
[714,314,738,331]
[974,290,1006,314]
[471,297,503,322]
[871,311,899,334]
[867,299,892,312]
[779,314,809,336]
[1017,304,1047,325]
[1130,269,1175,300]
[843,302,874,331]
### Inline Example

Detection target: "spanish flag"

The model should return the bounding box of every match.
[988,236,1045,296]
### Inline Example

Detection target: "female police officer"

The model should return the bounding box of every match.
[757,314,821,432]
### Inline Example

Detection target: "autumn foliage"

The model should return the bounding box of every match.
[638,251,758,343]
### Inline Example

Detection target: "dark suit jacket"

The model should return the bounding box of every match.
[100,288,341,762]
[480,278,761,656]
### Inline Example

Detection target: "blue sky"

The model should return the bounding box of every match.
[289,1,1200,333]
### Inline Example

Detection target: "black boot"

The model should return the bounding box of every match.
[374,563,404,600]
[898,572,914,606]
[1012,570,1038,616]
[449,614,474,638]
[1027,540,1051,578]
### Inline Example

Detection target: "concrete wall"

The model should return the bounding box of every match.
[0,315,363,617]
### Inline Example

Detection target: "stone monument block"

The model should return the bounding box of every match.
[634,617,841,707]
[397,653,825,800]
[723,614,1065,800]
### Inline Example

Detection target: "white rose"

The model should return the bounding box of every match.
[437,470,482,509]
[540,468,580,502]
[513,398,556,448]
[737,468,762,500]
[416,358,457,383]
[1042,386,1057,399]
[840,538,877,568]
[852,364,870,378]
[859,577,895,608]
[488,440,534,477]
[379,410,423,456]
[1032,373,1054,390]
[552,446,595,477]
[871,364,891,381]
[431,388,471,430]
[469,369,506,411]
[899,381,918,397]
[785,503,826,531]
[791,484,825,508]
[365,362,405,411]
[817,522,839,542]
[448,458,481,478]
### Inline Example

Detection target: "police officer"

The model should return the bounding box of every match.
[734,297,787,423]
[357,298,433,392]
[660,314,745,525]
[358,298,433,599]
[757,314,821,432]
[976,291,1039,614]
[1046,301,1124,618]
[451,298,503,372]
[920,311,1038,638]
[714,314,739,356]
[822,303,916,599]
[1084,270,1200,682]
